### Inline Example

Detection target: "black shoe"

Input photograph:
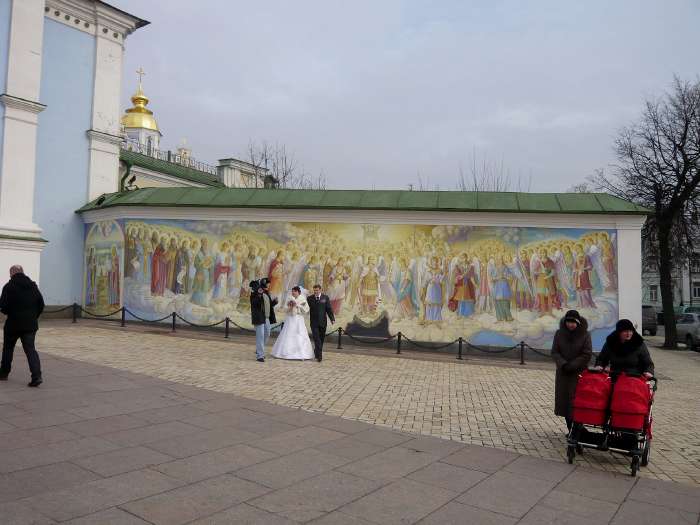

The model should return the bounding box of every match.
[316,358,322,362]
[27,379,43,387]
[257,357,265,362]
[0,374,8,381]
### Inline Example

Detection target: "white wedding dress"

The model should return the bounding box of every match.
[271,294,314,360]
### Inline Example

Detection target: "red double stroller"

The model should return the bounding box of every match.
[567,369,657,476]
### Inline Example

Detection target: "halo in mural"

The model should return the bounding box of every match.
[84,220,123,315]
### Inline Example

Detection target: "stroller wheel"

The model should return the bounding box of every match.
[641,441,651,466]
[631,455,640,477]
[566,445,575,464]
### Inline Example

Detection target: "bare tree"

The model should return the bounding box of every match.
[566,181,594,193]
[246,140,325,189]
[456,150,532,192]
[593,76,700,348]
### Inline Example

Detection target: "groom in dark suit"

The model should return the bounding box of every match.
[307,284,335,362]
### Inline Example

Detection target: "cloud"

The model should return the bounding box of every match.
[115,0,700,192]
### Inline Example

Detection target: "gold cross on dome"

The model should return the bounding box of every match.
[136,67,145,86]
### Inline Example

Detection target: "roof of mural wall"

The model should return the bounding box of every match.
[78,187,651,215]
[120,149,224,188]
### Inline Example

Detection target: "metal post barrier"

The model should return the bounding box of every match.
[457,337,463,360]
[120,307,126,327]
[225,318,230,339]
[72,303,78,324]
[337,327,343,349]
[171,312,176,332]
[396,332,402,354]
[520,341,525,365]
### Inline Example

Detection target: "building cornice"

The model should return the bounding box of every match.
[80,206,644,231]
[44,0,148,41]
[87,129,124,147]
[0,94,46,114]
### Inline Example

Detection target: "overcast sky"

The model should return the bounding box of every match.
[115,0,700,191]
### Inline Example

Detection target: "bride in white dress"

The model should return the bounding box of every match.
[271,286,314,360]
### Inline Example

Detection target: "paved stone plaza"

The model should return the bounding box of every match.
[0,323,697,524]
[35,322,700,486]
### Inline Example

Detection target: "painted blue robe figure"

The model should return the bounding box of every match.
[191,239,212,307]
[491,256,514,322]
[422,258,445,322]
[133,239,145,283]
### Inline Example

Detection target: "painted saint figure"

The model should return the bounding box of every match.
[108,246,120,306]
[422,256,445,323]
[450,253,477,317]
[150,237,168,297]
[491,255,513,322]
[191,238,213,307]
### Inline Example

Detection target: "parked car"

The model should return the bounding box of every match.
[657,305,696,325]
[642,305,658,336]
[674,313,700,349]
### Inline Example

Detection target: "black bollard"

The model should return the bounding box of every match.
[72,303,78,324]
[120,307,126,327]
[458,337,463,360]
[396,332,402,354]
[171,312,176,332]
[520,341,525,365]
[225,317,230,339]
[337,327,343,349]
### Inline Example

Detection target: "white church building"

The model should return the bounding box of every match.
[0,0,269,307]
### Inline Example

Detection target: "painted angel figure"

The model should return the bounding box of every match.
[550,246,572,309]
[358,255,382,315]
[377,254,397,306]
[448,254,478,318]
[394,257,419,319]
[421,256,446,323]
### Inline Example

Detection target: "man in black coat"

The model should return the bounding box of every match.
[0,265,44,386]
[307,284,335,362]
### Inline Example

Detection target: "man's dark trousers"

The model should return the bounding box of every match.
[311,323,326,361]
[1,330,42,381]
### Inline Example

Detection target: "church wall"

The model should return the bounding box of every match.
[0,0,12,169]
[80,209,641,350]
[34,18,95,304]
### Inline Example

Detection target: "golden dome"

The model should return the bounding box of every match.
[121,82,160,132]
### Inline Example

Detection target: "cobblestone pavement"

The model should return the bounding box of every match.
[2,352,699,524]
[35,323,700,486]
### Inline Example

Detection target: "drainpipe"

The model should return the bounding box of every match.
[119,161,133,192]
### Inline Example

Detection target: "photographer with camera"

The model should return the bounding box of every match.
[250,278,277,362]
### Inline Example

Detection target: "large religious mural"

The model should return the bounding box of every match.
[83,219,619,349]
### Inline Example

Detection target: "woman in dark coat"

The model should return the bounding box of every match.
[551,310,593,430]
[594,319,654,378]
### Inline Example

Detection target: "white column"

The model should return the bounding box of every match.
[616,217,646,330]
[86,24,125,200]
[0,0,45,239]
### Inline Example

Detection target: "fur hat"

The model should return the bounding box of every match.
[616,319,635,332]
[564,310,581,325]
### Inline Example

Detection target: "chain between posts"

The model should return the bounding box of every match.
[58,303,553,364]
